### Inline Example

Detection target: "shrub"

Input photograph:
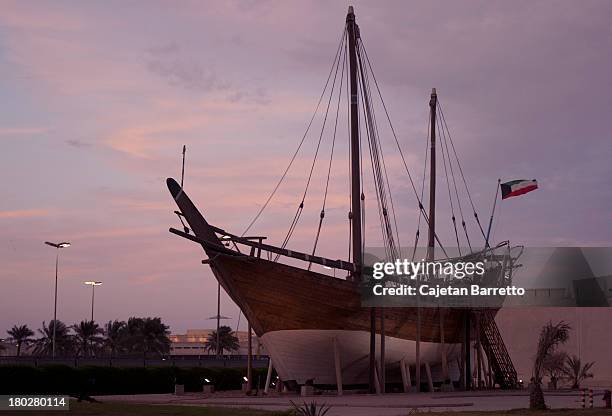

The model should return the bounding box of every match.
[0,365,267,395]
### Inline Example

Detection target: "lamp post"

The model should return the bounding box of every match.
[84,281,102,321]
[208,304,231,358]
[216,282,220,357]
[44,241,71,358]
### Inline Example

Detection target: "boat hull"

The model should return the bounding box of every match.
[262,329,460,385]
[212,253,466,344]
[208,254,468,385]
[167,177,472,385]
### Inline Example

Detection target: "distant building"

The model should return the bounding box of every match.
[169,329,266,356]
[496,307,612,388]
[0,339,17,356]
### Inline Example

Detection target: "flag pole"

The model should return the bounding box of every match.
[485,179,501,247]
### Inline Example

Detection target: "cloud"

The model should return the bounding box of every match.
[70,226,161,240]
[109,197,168,213]
[146,50,230,93]
[145,41,270,104]
[146,42,180,56]
[65,139,92,148]
[0,209,50,219]
[0,127,49,137]
[1,1,611,336]
[226,87,270,105]
[104,116,208,159]
[0,1,84,31]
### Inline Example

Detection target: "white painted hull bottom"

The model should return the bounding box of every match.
[261,329,460,385]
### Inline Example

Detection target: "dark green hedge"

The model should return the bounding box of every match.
[0,365,271,395]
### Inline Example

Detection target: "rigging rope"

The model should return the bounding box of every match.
[275,28,347,258]
[437,102,472,252]
[345,38,352,263]
[357,41,397,260]
[239,24,490,270]
[437,114,461,255]
[360,82,391,260]
[359,64,366,260]
[437,100,487,243]
[359,40,448,258]
[411,118,429,262]
[309,35,347,266]
[358,38,402,256]
[241,28,347,237]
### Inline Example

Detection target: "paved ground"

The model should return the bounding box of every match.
[96,390,610,416]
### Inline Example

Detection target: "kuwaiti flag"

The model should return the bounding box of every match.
[501,179,538,200]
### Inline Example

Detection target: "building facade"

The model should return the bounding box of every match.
[169,329,266,356]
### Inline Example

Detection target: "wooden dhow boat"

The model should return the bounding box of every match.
[167,6,520,391]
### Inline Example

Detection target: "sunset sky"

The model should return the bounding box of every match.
[1,1,611,335]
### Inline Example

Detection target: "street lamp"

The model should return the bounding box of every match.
[209,282,232,358]
[44,241,71,358]
[216,282,220,357]
[84,281,102,321]
[208,279,231,359]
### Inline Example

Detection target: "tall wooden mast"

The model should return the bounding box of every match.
[346,5,377,394]
[427,88,437,261]
[346,6,362,280]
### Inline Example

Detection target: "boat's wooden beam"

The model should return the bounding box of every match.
[212,227,267,242]
[476,312,483,389]
[380,310,386,394]
[405,361,412,390]
[341,353,368,373]
[247,324,253,393]
[169,227,238,255]
[373,360,381,394]
[333,337,343,396]
[425,362,434,392]
[169,227,356,273]
[264,358,273,395]
[415,306,421,391]
[440,308,448,383]
[210,226,356,272]
[465,311,472,390]
[400,358,409,393]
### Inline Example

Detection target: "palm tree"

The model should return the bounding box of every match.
[7,325,34,357]
[542,351,567,389]
[72,321,104,357]
[205,326,240,355]
[530,321,571,409]
[562,354,594,389]
[291,401,332,416]
[121,317,144,354]
[33,320,73,356]
[104,320,126,357]
[121,317,171,358]
[140,317,171,358]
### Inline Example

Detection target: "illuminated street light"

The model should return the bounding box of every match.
[84,281,102,321]
[45,242,71,249]
[44,241,71,358]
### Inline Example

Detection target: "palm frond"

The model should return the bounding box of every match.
[290,400,331,416]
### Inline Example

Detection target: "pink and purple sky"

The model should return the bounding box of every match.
[1,1,611,335]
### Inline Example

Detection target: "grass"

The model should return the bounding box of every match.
[414,411,612,415]
[0,401,292,416]
[3,401,611,416]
